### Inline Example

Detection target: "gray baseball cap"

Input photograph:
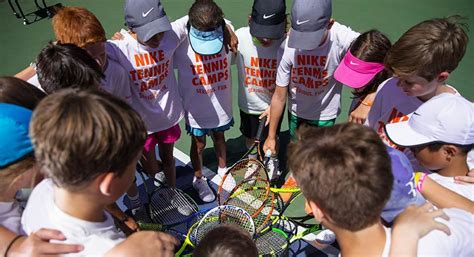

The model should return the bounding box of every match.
[289,0,332,50]
[124,0,172,42]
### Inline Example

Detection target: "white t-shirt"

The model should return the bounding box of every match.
[381,208,474,257]
[275,22,359,120]
[366,77,462,172]
[0,201,22,235]
[101,54,133,104]
[235,27,284,114]
[107,16,189,133]
[429,173,474,201]
[21,179,125,257]
[174,26,234,129]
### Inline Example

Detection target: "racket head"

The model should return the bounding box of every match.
[193,205,256,246]
[148,186,199,226]
[255,218,296,256]
[223,178,275,233]
[218,158,270,205]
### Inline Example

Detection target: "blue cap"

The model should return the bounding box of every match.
[381,147,426,223]
[189,25,224,56]
[0,103,34,168]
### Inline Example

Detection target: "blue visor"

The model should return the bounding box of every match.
[189,25,224,56]
[0,103,34,168]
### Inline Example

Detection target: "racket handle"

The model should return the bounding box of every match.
[255,116,267,142]
[138,222,164,231]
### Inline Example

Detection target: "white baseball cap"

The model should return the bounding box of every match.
[385,94,474,147]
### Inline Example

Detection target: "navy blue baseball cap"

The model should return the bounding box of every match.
[250,0,286,39]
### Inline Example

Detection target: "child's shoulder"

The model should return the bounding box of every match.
[235,26,249,38]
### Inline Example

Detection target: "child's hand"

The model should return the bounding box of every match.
[223,24,238,54]
[393,203,451,239]
[454,170,474,185]
[8,229,84,257]
[111,31,125,40]
[259,107,271,126]
[105,231,179,257]
[263,138,277,156]
[348,103,370,124]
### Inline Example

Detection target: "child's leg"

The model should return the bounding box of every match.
[211,131,227,169]
[157,141,176,187]
[141,133,162,177]
[190,135,206,178]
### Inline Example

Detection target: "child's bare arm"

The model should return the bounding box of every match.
[1,227,83,257]
[349,92,376,124]
[263,86,287,155]
[105,203,138,234]
[390,203,450,257]
[416,173,474,213]
[104,231,178,257]
[454,170,474,185]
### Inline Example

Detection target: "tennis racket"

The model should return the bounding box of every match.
[175,205,256,256]
[135,163,199,228]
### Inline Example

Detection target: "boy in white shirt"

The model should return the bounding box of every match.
[174,0,234,202]
[365,16,470,172]
[263,0,359,154]
[234,0,286,178]
[107,0,188,193]
[385,94,474,201]
[288,123,474,257]
[22,89,147,256]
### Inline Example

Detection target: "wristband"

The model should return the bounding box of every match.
[4,235,22,257]
[415,172,427,193]
[360,100,373,107]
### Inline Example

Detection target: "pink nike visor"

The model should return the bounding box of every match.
[334,50,385,89]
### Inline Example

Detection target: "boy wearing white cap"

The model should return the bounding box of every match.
[365,16,471,173]
[385,94,474,201]
[263,0,359,154]
[234,0,287,178]
[173,0,235,202]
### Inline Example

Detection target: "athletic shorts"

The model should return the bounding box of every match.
[143,124,181,152]
[288,112,335,140]
[239,109,283,141]
[186,119,234,137]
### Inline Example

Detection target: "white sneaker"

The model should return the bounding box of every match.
[244,163,259,180]
[154,171,166,187]
[171,196,195,216]
[193,177,216,203]
[315,229,336,244]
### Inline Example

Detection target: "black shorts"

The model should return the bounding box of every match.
[239,109,283,140]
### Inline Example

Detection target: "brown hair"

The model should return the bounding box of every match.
[288,124,393,231]
[52,6,106,48]
[350,30,391,98]
[194,225,258,257]
[385,16,469,81]
[30,89,146,190]
[189,0,224,31]
[0,76,47,110]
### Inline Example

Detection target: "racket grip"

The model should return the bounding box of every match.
[138,222,164,231]
[255,116,267,142]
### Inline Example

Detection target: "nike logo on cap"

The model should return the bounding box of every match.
[142,7,154,17]
[296,19,310,25]
[350,61,359,66]
[263,13,276,19]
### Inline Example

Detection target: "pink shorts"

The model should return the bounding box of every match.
[144,124,181,152]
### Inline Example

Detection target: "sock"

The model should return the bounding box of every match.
[217,167,227,176]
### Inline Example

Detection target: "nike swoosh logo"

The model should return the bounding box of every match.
[263,13,276,19]
[142,7,154,17]
[350,61,359,66]
[296,19,310,25]
[413,112,420,116]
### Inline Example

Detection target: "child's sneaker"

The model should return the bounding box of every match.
[154,171,166,187]
[267,157,281,182]
[193,176,216,203]
[124,194,142,211]
[315,229,336,244]
[244,163,260,180]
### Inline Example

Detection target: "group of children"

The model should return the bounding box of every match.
[0,0,473,256]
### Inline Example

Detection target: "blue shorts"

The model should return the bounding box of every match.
[186,119,234,137]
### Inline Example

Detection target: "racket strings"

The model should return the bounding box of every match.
[255,228,289,256]
[149,187,198,225]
